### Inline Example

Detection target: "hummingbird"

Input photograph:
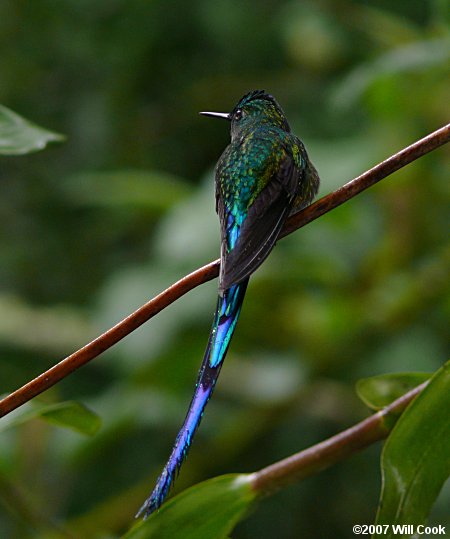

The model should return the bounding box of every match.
[137,90,320,518]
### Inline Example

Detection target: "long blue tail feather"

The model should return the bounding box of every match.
[136,279,249,518]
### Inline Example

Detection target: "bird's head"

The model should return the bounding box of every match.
[200,90,290,139]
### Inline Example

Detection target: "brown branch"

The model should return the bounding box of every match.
[251,381,427,495]
[0,123,449,418]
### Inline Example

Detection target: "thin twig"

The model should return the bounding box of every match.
[0,123,449,418]
[251,382,427,495]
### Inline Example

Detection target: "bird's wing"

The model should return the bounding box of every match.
[218,152,300,293]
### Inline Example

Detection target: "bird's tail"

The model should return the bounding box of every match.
[136,278,249,518]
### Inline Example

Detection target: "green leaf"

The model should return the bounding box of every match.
[63,169,191,211]
[356,372,431,410]
[0,400,101,436]
[38,401,101,436]
[123,474,257,539]
[331,37,450,109]
[0,104,65,155]
[374,361,450,537]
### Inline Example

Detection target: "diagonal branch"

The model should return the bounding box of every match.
[0,123,449,418]
[251,382,427,495]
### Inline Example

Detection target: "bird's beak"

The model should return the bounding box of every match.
[199,111,231,120]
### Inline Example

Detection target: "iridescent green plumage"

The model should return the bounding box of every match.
[137,90,319,518]
[215,90,319,292]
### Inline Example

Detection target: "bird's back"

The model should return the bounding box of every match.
[215,124,316,292]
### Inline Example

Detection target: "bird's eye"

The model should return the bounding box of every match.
[234,109,243,121]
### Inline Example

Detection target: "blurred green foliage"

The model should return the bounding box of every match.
[0,0,448,537]
[375,361,450,535]
[0,105,64,155]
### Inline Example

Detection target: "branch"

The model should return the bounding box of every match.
[0,123,449,418]
[251,381,427,495]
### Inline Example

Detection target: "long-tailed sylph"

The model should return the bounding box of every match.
[137,90,320,518]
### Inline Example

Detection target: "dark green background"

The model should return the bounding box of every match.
[0,1,448,537]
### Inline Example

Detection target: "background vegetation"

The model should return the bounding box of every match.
[0,1,448,537]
